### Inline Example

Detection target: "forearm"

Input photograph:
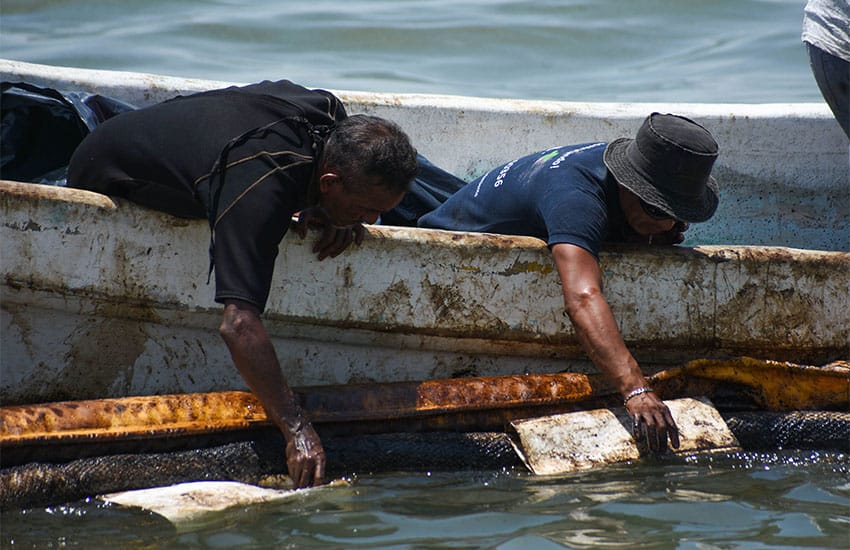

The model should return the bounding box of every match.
[552,244,679,449]
[552,243,648,397]
[219,300,326,486]
[564,289,647,396]
[219,304,307,441]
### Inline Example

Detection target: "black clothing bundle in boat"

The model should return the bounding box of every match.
[0,81,135,184]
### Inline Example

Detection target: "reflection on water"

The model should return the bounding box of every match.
[4,451,848,548]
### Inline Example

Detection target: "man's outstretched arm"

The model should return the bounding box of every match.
[219,299,326,488]
[551,243,680,452]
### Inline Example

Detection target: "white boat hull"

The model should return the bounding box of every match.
[1,60,848,405]
[2,180,848,405]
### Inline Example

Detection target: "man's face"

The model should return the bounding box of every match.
[318,172,405,227]
[618,186,678,237]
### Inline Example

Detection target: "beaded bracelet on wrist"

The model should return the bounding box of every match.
[623,386,653,406]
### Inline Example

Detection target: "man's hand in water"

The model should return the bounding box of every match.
[627,391,680,452]
[284,418,326,488]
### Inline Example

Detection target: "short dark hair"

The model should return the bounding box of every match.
[322,115,418,193]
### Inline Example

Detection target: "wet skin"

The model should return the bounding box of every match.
[552,185,693,453]
[223,171,406,488]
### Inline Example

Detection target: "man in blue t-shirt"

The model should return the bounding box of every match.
[420,113,720,452]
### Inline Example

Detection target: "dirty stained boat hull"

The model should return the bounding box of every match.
[1,60,849,405]
[2,177,848,404]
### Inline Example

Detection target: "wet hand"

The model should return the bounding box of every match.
[627,392,680,452]
[284,420,327,489]
[292,207,365,260]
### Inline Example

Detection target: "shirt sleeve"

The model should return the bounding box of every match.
[537,169,609,258]
[211,164,307,312]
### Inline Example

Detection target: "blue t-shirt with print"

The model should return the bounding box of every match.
[419,142,628,257]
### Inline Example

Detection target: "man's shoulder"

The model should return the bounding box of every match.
[524,143,608,190]
[169,79,347,120]
[232,79,340,100]
[185,79,333,98]
[543,142,607,167]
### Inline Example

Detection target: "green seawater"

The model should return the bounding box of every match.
[3,452,849,548]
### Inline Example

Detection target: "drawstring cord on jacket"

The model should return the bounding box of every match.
[205,115,335,281]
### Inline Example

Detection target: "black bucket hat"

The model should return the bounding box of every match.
[603,113,720,223]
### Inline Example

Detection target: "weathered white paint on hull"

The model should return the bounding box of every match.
[2,180,848,405]
[2,59,848,251]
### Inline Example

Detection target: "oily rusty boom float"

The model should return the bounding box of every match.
[1,358,848,510]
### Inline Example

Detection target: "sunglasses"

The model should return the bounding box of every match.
[640,199,675,220]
